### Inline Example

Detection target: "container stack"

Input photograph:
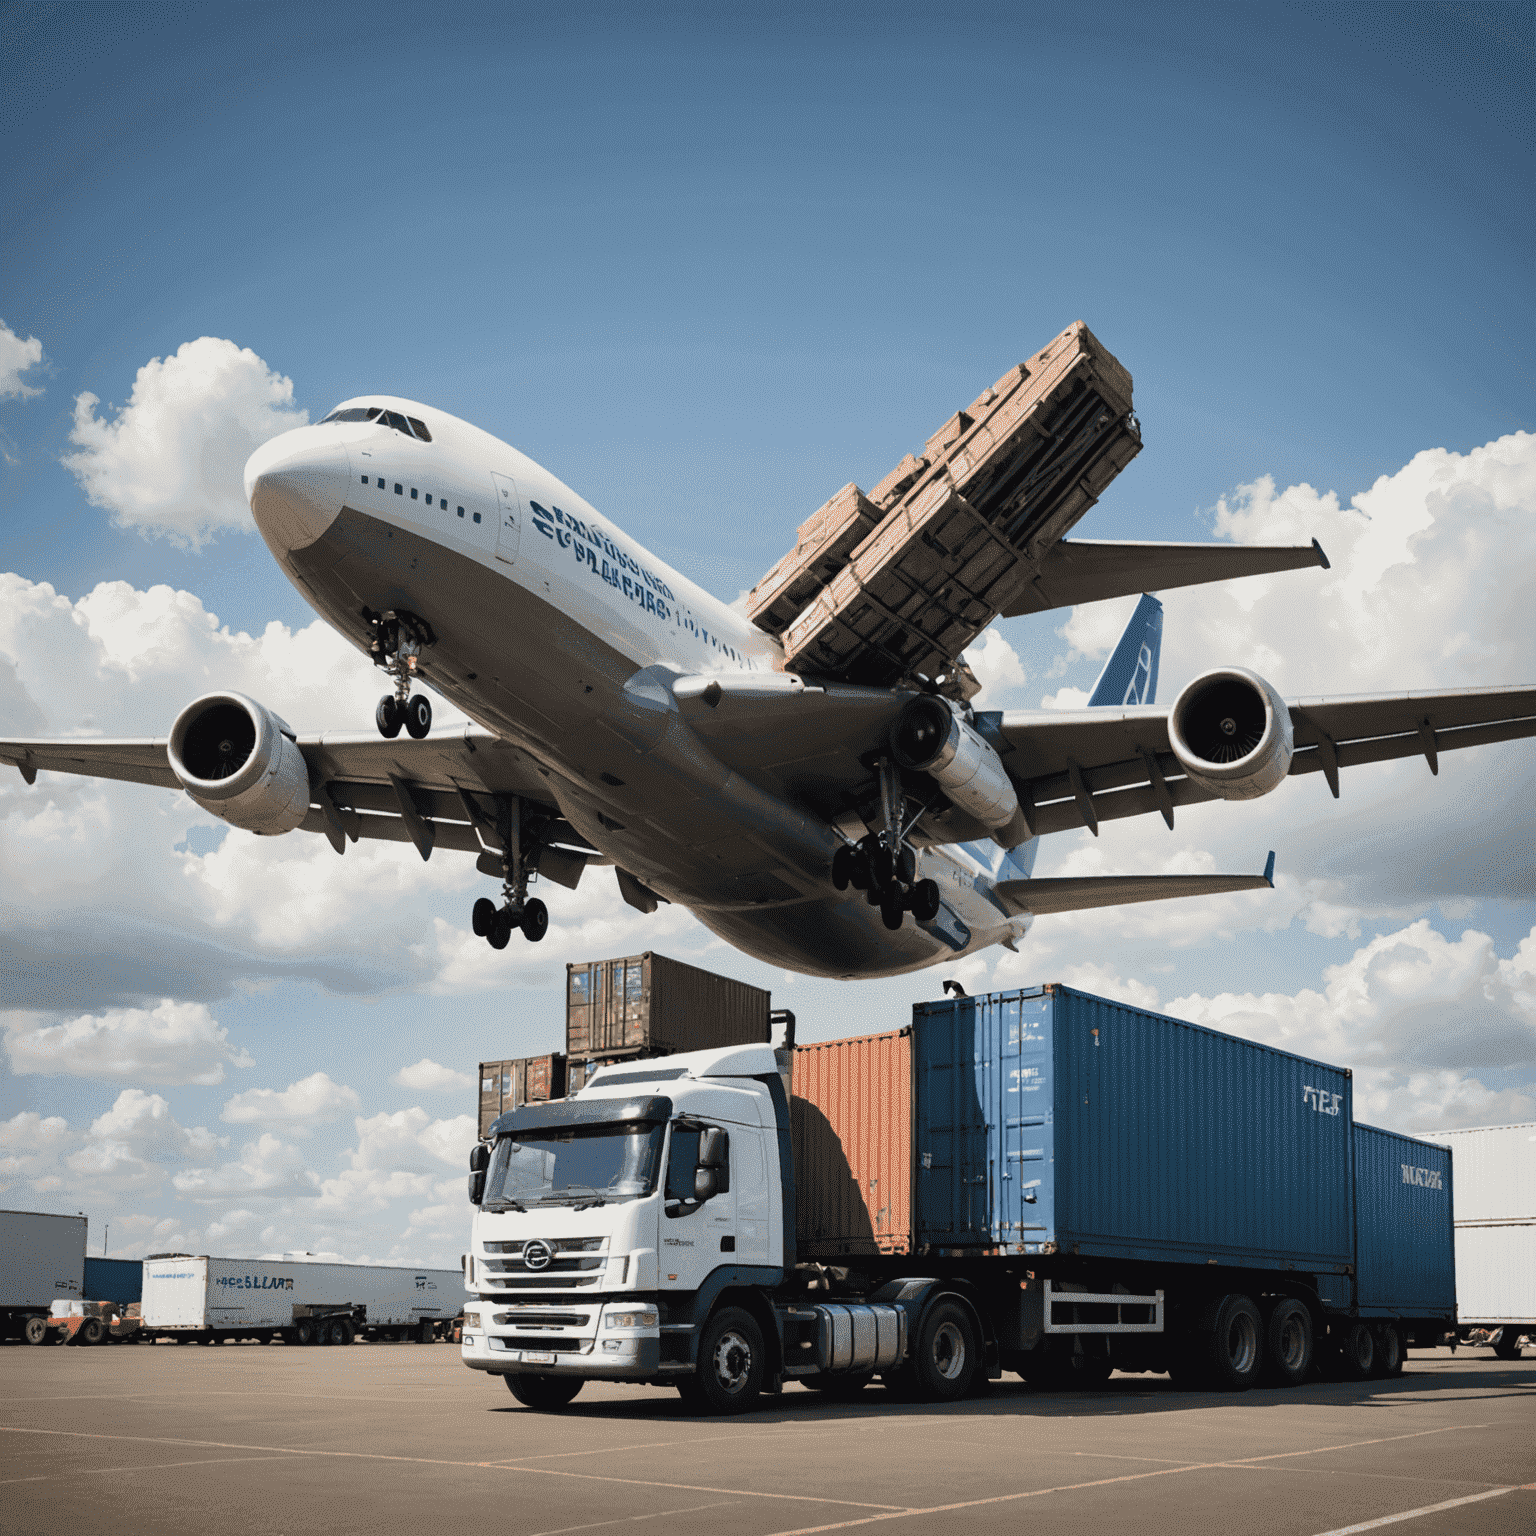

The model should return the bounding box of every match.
[478,1054,566,1138]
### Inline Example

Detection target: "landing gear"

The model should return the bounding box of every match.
[365,608,437,740]
[468,797,551,950]
[834,758,944,931]
[520,898,549,942]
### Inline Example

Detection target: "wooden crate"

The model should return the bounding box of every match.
[779,322,1140,689]
[745,482,882,636]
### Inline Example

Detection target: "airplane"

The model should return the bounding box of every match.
[5,347,1534,980]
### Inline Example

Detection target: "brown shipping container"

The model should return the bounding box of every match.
[791,1029,913,1257]
[744,482,882,636]
[478,1053,566,1138]
[565,953,770,1061]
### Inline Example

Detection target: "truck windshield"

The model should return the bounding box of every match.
[483,1123,666,1207]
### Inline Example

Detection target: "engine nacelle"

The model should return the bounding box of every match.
[890,695,1018,829]
[1168,667,1293,801]
[167,692,311,835]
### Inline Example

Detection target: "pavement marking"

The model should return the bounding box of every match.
[0,1454,297,1488]
[750,1422,1495,1536]
[0,1426,903,1510]
[1309,1487,1518,1534]
[525,1499,738,1536]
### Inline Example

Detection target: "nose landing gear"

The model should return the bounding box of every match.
[831,759,942,930]
[365,609,436,740]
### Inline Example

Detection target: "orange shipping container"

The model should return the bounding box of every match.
[791,1029,913,1257]
[478,1054,566,1138]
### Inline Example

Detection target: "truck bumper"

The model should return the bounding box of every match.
[461,1331,662,1380]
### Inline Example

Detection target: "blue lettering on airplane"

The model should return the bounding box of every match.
[528,500,675,618]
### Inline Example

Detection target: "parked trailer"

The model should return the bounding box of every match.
[1,1210,86,1345]
[1422,1121,1535,1358]
[460,985,1456,1413]
[140,1256,464,1345]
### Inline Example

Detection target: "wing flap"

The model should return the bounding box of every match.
[1002,538,1328,617]
[0,738,180,790]
[995,854,1275,917]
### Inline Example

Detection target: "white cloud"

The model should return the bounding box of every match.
[4,999,254,1085]
[173,1134,321,1201]
[394,1058,475,1092]
[962,628,1026,706]
[62,337,308,548]
[0,1112,72,1193]
[0,318,45,400]
[221,1072,360,1132]
[64,1090,223,1197]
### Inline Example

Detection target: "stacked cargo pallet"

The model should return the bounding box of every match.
[746,321,1141,694]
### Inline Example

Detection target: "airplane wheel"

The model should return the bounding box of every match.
[831,845,854,892]
[909,878,941,923]
[472,897,497,937]
[404,694,432,739]
[880,886,905,931]
[521,899,549,942]
[375,696,402,738]
[870,846,897,889]
[848,847,871,890]
[487,910,514,950]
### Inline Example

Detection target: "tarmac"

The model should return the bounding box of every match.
[0,1342,1532,1536]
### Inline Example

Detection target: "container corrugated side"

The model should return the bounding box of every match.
[566,953,769,1060]
[791,1030,912,1256]
[1450,1223,1536,1323]
[84,1256,142,1306]
[1420,1123,1536,1223]
[0,1210,87,1308]
[479,1055,566,1137]
[1352,1124,1455,1317]
[912,986,1355,1273]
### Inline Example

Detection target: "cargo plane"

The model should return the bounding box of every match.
[6,325,1534,978]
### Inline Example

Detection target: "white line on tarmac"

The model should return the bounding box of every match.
[1309,1487,1519,1534]
[0,1454,295,1487]
[525,1499,738,1536]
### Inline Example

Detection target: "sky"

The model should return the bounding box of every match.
[1,1,1533,1269]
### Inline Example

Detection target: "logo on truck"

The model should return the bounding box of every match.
[1401,1164,1443,1190]
[1301,1085,1342,1116]
[522,1240,552,1270]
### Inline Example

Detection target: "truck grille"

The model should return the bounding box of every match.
[482,1256,604,1274]
[493,1312,590,1328]
[484,1276,601,1291]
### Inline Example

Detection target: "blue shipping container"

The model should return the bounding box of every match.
[1353,1124,1455,1318]
[83,1256,143,1306]
[913,986,1355,1275]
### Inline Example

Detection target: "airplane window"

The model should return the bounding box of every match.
[321,406,377,424]
[457,508,464,518]
[360,475,368,484]
[382,410,419,437]
[406,416,431,442]
[411,488,418,499]
[395,483,403,495]
[377,477,384,488]
[473,512,481,523]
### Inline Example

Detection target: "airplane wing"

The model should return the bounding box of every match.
[994,685,1536,837]
[0,726,585,875]
[994,852,1275,916]
[999,538,1329,618]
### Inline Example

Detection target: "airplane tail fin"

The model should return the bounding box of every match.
[1087,593,1163,707]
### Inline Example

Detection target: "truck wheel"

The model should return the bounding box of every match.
[1265,1299,1313,1387]
[902,1300,978,1402]
[1492,1329,1524,1361]
[1373,1325,1403,1377]
[325,1319,351,1347]
[22,1315,49,1346]
[1203,1295,1263,1391]
[505,1373,583,1409]
[691,1306,766,1414]
[293,1319,316,1346]
[1339,1321,1375,1380]
[76,1317,107,1347]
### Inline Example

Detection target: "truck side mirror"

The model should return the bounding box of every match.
[693,1166,719,1202]
[469,1143,490,1173]
[698,1127,728,1169]
[468,1171,485,1205]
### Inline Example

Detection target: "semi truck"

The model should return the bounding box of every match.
[1,1210,86,1345]
[141,1255,464,1344]
[460,985,1457,1412]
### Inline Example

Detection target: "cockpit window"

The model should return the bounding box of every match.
[320,406,379,424]
[406,416,432,442]
[382,410,414,436]
[319,406,429,441]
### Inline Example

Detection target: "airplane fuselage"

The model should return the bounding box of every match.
[245,397,1031,978]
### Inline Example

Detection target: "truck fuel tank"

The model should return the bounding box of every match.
[815,1302,906,1373]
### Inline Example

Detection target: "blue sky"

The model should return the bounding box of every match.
[1,2,1532,1264]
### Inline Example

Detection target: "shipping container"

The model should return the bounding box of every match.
[2,1210,86,1341]
[1421,1122,1536,1336]
[565,953,770,1061]
[479,1054,566,1138]
[777,323,1142,689]
[1352,1125,1455,1319]
[84,1255,143,1307]
[792,986,1355,1274]
[141,1256,464,1342]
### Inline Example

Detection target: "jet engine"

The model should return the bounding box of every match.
[1168,667,1293,800]
[167,692,311,835]
[890,694,1018,829]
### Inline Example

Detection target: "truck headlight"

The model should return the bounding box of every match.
[604,1309,658,1330]
[462,1310,480,1330]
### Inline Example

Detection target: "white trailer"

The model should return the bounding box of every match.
[2,1210,87,1345]
[1423,1122,1536,1359]
[141,1255,464,1346]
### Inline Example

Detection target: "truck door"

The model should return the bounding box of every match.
[490,471,522,565]
[661,1123,736,1289]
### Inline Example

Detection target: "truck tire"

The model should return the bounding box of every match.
[689,1306,766,1414]
[1339,1321,1375,1380]
[1492,1329,1524,1361]
[900,1300,978,1402]
[1372,1325,1403,1377]
[293,1319,316,1346]
[325,1319,351,1347]
[22,1315,49,1346]
[505,1373,584,1409]
[1264,1299,1313,1387]
[76,1316,107,1347]
[1201,1295,1263,1391]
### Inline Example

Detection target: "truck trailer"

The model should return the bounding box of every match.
[460,985,1457,1411]
[1,1210,86,1345]
[141,1255,464,1345]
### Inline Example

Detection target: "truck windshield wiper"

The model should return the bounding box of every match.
[482,1198,527,1212]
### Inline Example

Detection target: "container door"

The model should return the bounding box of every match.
[490,472,522,565]
[567,967,593,1055]
[999,992,1055,1245]
[914,1002,990,1245]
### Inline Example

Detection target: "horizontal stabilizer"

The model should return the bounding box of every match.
[1001,538,1328,617]
[994,852,1276,917]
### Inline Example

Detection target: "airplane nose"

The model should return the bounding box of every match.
[244,433,347,554]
